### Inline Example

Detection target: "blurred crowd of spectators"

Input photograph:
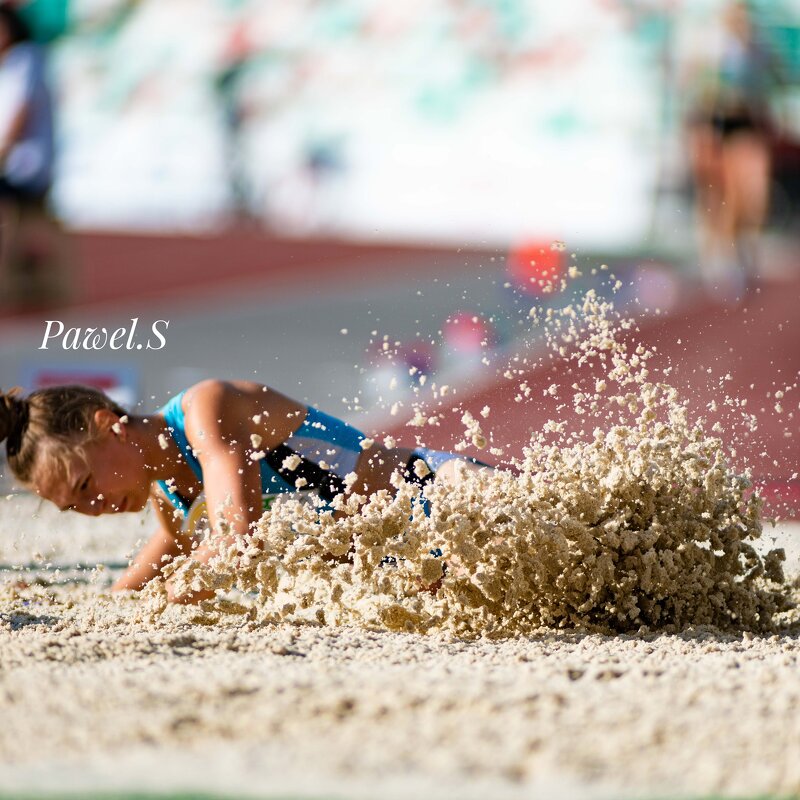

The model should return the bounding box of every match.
[0,0,797,311]
[34,0,798,249]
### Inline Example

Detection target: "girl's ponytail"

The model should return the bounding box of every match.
[0,387,30,457]
[1,384,128,489]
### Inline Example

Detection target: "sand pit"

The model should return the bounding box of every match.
[2,281,799,799]
[1,506,800,800]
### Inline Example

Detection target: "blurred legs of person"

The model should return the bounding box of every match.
[688,122,739,303]
[689,120,770,305]
[722,130,771,279]
[0,183,71,311]
[0,13,59,312]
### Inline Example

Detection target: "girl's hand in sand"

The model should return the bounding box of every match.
[180,381,296,566]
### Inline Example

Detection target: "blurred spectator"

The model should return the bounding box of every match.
[0,1,64,311]
[215,21,255,223]
[684,1,784,303]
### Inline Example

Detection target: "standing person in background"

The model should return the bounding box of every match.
[214,20,254,224]
[684,1,784,303]
[0,2,58,310]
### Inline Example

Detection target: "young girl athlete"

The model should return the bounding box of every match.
[0,379,489,603]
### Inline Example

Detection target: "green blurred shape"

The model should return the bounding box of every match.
[312,5,362,40]
[17,0,70,42]
[748,0,800,79]
[416,58,495,123]
[763,24,800,80]
[487,0,529,43]
[543,108,584,138]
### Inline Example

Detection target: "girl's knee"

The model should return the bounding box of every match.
[434,458,489,486]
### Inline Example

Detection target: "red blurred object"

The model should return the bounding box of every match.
[443,311,493,354]
[33,371,119,390]
[507,240,565,295]
[221,21,252,64]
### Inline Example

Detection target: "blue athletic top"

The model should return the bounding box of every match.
[155,389,368,518]
[154,388,481,519]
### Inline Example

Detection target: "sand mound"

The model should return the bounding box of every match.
[158,286,791,637]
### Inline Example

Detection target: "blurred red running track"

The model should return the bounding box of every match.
[386,278,800,518]
[1,228,491,318]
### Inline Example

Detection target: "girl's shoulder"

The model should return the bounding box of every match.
[162,381,232,409]
[181,379,305,417]
[155,388,188,420]
[159,380,309,443]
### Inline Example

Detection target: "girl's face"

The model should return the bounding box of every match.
[33,411,152,516]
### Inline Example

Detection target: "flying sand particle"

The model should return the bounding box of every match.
[282,454,301,471]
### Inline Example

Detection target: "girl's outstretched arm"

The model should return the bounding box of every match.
[165,379,301,603]
[111,490,193,592]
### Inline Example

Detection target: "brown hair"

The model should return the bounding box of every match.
[0,385,128,488]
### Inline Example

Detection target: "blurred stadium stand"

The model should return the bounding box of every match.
[24,0,793,249]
